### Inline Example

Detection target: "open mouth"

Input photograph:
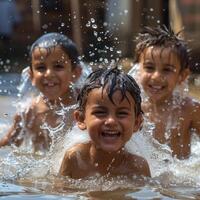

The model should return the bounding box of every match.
[43,81,59,88]
[148,84,165,93]
[101,130,121,138]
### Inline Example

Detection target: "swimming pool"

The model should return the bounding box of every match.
[1,73,200,199]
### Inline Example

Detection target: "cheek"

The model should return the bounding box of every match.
[139,75,148,87]
[85,117,102,134]
[31,75,39,86]
[60,74,72,84]
[139,68,148,80]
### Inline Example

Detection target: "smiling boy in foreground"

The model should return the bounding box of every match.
[59,67,150,178]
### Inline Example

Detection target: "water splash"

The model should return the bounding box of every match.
[0,61,92,180]
[128,63,200,186]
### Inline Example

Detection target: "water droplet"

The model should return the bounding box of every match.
[91,18,95,23]
[92,24,97,29]
[42,24,48,29]
[103,22,108,27]
[95,163,98,167]
[124,10,128,14]
[93,31,98,37]
[86,21,91,27]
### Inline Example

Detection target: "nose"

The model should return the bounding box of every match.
[151,70,162,81]
[45,68,54,77]
[104,114,118,127]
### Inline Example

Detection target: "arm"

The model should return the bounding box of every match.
[59,150,76,177]
[191,101,200,135]
[0,114,23,147]
[138,157,151,177]
[130,154,151,177]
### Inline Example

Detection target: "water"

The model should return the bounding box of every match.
[1,71,200,199]
[128,64,200,180]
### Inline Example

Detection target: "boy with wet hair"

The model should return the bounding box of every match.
[30,32,80,70]
[59,67,151,179]
[132,26,200,159]
[0,32,82,153]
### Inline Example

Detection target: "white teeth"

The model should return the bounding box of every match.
[47,83,55,86]
[152,85,162,89]
[104,130,118,134]
[150,85,162,89]
[43,81,56,86]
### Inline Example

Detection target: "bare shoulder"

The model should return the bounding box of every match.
[182,96,200,109]
[181,96,200,118]
[184,96,200,132]
[127,153,151,177]
[64,143,91,160]
[59,143,91,177]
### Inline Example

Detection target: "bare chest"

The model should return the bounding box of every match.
[146,107,192,158]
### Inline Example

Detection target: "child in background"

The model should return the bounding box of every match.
[59,67,151,179]
[132,26,200,159]
[0,32,82,153]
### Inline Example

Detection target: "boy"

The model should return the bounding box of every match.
[59,67,151,179]
[132,26,200,159]
[0,32,82,153]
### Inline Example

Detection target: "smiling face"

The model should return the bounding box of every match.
[74,87,142,152]
[30,46,79,102]
[139,46,188,104]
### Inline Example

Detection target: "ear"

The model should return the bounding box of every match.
[132,113,143,133]
[73,110,86,130]
[72,65,82,82]
[178,68,190,84]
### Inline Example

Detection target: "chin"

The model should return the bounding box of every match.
[101,145,121,153]
[43,95,59,102]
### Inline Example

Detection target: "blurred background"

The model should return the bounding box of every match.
[0,0,200,74]
[0,0,199,124]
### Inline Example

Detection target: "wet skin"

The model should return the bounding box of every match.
[59,88,151,178]
[30,46,78,103]
[139,46,200,159]
[0,46,80,152]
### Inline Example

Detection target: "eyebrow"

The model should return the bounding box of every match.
[163,63,176,68]
[116,107,131,112]
[89,105,107,111]
[32,61,45,65]
[143,61,154,64]
[52,60,65,64]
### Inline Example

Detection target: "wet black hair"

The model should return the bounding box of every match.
[134,26,190,71]
[30,32,80,69]
[77,66,142,116]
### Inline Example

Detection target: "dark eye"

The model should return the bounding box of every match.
[117,111,129,118]
[92,110,107,117]
[54,64,65,70]
[163,67,175,73]
[144,65,155,72]
[35,65,46,72]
